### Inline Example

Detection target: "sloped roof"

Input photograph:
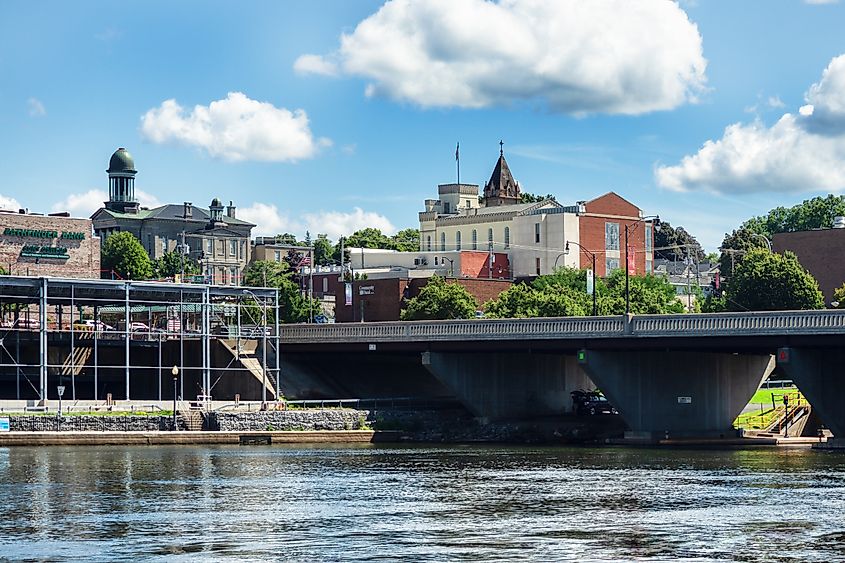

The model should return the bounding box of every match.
[484,153,521,200]
[94,203,255,227]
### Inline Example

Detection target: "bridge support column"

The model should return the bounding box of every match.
[421,351,593,421]
[777,348,845,446]
[579,350,774,441]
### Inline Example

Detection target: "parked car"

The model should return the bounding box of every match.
[81,319,115,331]
[571,390,618,416]
[129,322,150,332]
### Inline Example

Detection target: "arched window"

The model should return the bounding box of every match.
[471,230,478,250]
[440,232,446,251]
[456,231,462,251]
[426,235,431,252]
[504,227,510,249]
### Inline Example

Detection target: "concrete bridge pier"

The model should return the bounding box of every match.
[579,350,774,441]
[421,351,594,421]
[777,347,845,447]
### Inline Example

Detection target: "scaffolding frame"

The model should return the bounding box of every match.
[0,276,280,403]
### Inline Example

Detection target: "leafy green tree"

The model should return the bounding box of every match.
[742,194,845,237]
[273,233,301,246]
[484,282,587,318]
[391,228,420,252]
[725,249,824,311]
[401,276,478,320]
[718,226,769,278]
[603,270,684,315]
[344,228,393,249]
[313,234,333,265]
[520,192,556,203]
[0,265,7,275]
[153,250,200,278]
[242,260,320,323]
[101,231,153,280]
[833,283,845,308]
[654,221,705,262]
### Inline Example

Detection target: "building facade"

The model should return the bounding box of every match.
[0,208,100,279]
[577,192,654,277]
[773,225,845,304]
[91,148,254,284]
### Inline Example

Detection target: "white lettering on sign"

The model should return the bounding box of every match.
[359,286,375,295]
[677,396,692,404]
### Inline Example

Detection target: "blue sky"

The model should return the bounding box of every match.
[1,0,845,251]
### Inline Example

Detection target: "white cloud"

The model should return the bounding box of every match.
[804,0,839,4]
[767,96,785,109]
[140,92,330,162]
[295,0,706,115]
[51,189,161,217]
[655,54,845,194]
[239,202,395,241]
[293,54,339,77]
[27,97,46,117]
[0,194,21,211]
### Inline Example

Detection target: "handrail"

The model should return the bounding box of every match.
[279,309,845,343]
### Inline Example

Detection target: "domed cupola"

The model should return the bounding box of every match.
[208,197,225,226]
[105,147,140,213]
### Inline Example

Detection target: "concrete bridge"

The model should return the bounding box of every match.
[279,310,845,442]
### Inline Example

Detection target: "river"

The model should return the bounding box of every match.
[1,444,844,562]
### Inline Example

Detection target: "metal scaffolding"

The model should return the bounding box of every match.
[0,276,280,403]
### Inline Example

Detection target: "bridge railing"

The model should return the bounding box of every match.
[280,309,845,343]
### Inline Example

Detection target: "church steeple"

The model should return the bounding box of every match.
[483,141,521,207]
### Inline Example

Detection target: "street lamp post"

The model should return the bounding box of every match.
[752,233,772,252]
[171,365,179,431]
[565,241,597,317]
[624,215,660,315]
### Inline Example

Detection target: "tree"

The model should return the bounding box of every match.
[401,276,478,320]
[603,270,684,315]
[273,233,301,246]
[391,228,420,252]
[833,283,845,308]
[153,251,200,279]
[718,227,769,278]
[344,228,392,249]
[484,282,587,318]
[725,249,824,311]
[520,192,556,204]
[313,234,333,266]
[742,194,845,237]
[101,232,153,280]
[0,265,7,275]
[242,260,320,323]
[654,221,705,262]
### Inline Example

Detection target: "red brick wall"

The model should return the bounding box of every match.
[578,193,649,277]
[0,212,100,278]
[773,229,845,303]
[459,251,510,279]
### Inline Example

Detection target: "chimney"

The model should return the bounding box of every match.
[183,201,193,219]
[226,200,236,219]
[834,216,845,229]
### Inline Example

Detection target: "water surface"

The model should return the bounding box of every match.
[1,445,844,561]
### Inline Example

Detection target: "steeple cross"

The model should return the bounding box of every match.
[499,139,504,156]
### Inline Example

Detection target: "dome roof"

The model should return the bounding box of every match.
[210,197,222,207]
[107,147,136,174]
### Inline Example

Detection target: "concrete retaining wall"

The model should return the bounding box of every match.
[210,409,369,431]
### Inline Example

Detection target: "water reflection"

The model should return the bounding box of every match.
[0,445,844,561]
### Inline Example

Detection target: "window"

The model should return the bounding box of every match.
[230,267,238,285]
[229,240,237,257]
[645,225,653,253]
[440,232,446,251]
[472,230,477,250]
[161,237,168,255]
[606,257,620,274]
[535,257,541,275]
[465,199,471,209]
[605,222,620,251]
[444,202,450,214]
[207,239,213,256]
[488,228,494,247]
[455,231,462,251]
[240,241,246,260]
[426,236,432,252]
[220,267,228,285]
[274,250,282,262]
[534,223,541,244]
[504,227,510,249]
[434,256,439,266]
[322,277,328,293]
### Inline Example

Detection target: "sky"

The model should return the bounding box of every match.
[1,0,845,251]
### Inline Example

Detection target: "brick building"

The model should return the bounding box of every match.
[773,226,845,304]
[0,208,100,278]
[577,192,654,277]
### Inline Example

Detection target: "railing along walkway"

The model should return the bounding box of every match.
[280,309,845,344]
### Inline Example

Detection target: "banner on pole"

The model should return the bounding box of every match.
[586,269,594,295]
[344,283,353,306]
